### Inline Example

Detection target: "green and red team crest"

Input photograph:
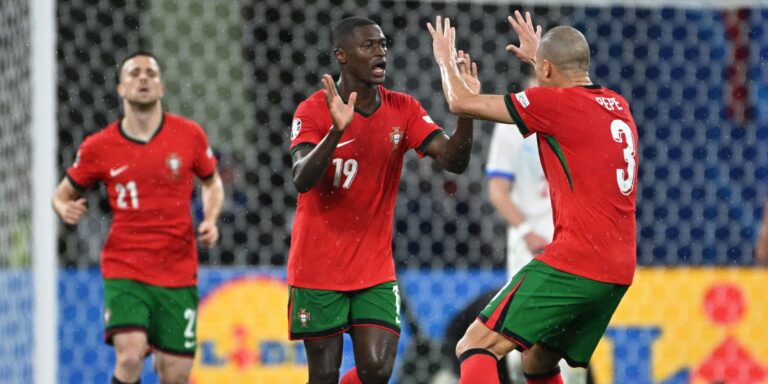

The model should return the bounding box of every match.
[166,153,181,179]
[298,308,311,328]
[389,126,402,151]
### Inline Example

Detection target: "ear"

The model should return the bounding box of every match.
[543,60,554,79]
[116,82,125,98]
[334,48,347,65]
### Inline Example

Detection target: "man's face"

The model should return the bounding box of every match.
[337,25,388,85]
[117,55,164,107]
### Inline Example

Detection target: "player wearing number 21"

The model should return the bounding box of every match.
[51,51,224,384]
[428,12,639,384]
[289,16,478,384]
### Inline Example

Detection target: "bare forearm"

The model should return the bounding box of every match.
[201,173,224,224]
[439,117,474,173]
[292,129,343,192]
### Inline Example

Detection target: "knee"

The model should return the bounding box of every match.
[158,371,189,384]
[356,360,394,384]
[115,349,144,374]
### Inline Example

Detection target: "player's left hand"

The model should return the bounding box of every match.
[506,10,542,65]
[198,220,219,249]
[427,16,457,66]
[457,49,480,94]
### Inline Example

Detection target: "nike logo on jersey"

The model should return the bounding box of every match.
[184,341,196,348]
[337,139,355,148]
[109,165,129,177]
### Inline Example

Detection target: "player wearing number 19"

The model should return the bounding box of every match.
[428,12,638,384]
[289,16,478,384]
[51,51,224,384]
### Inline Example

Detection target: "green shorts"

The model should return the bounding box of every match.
[288,281,401,340]
[103,278,199,357]
[479,260,628,367]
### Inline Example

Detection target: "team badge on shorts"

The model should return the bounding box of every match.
[298,308,311,328]
[389,127,402,151]
[166,153,182,179]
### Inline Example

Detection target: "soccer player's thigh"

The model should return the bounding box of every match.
[540,279,628,367]
[103,279,151,350]
[348,282,400,366]
[150,284,198,377]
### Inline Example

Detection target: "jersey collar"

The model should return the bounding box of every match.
[118,113,166,144]
[335,83,382,118]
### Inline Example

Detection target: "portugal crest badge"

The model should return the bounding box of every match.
[166,153,182,179]
[389,127,402,151]
[298,308,311,328]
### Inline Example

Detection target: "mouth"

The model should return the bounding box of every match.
[372,60,386,77]
[138,86,150,93]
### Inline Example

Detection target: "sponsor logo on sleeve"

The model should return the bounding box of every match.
[206,146,214,158]
[516,91,531,109]
[291,119,302,140]
[422,115,434,124]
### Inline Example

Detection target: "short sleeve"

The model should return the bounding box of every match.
[504,87,563,138]
[192,123,217,179]
[290,99,328,156]
[66,137,102,192]
[485,123,524,180]
[403,96,444,157]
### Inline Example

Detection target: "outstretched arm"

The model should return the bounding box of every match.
[291,75,357,192]
[427,13,540,123]
[52,177,87,225]
[424,50,478,173]
[198,171,224,249]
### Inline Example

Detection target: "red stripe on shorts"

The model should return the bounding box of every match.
[483,279,524,331]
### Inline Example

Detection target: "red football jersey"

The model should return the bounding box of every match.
[506,85,638,285]
[67,112,217,287]
[288,86,444,290]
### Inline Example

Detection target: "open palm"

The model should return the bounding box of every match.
[321,74,357,132]
[506,10,542,65]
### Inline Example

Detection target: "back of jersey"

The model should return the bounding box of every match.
[505,85,638,285]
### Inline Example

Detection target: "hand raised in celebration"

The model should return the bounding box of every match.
[321,74,357,132]
[426,15,458,66]
[506,10,542,65]
[456,49,480,94]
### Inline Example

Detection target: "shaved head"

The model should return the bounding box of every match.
[537,26,590,73]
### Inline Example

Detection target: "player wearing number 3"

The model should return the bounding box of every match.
[289,17,478,384]
[427,12,639,384]
[52,52,224,384]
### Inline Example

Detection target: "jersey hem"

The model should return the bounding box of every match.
[504,94,530,136]
[417,129,445,155]
[287,277,397,292]
[290,142,317,157]
[535,258,634,286]
[65,172,88,193]
[102,275,198,289]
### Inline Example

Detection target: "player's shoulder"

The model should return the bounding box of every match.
[82,119,121,145]
[164,112,202,130]
[379,86,419,109]
[295,89,328,113]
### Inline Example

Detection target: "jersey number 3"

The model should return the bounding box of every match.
[611,120,636,195]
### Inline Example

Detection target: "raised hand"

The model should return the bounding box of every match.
[426,15,457,66]
[321,74,357,132]
[457,50,480,94]
[506,10,542,65]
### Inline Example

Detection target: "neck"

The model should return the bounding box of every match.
[122,101,163,141]
[561,72,593,88]
[337,73,378,111]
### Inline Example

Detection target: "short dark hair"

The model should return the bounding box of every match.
[117,51,161,83]
[332,17,378,50]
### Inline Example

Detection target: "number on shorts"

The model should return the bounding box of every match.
[393,285,401,325]
[183,308,196,339]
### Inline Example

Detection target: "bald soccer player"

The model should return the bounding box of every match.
[427,12,638,384]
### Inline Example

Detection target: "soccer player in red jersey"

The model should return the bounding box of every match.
[288,17,479,384]
[428,12,638,384]
[51,52,224,384]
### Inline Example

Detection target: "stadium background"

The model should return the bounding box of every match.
[2,0,768,383]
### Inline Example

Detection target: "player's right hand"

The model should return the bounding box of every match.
[506,10,542,65]
[523,231,549,254]
[59,198,88,224]
[321,74,356,132]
